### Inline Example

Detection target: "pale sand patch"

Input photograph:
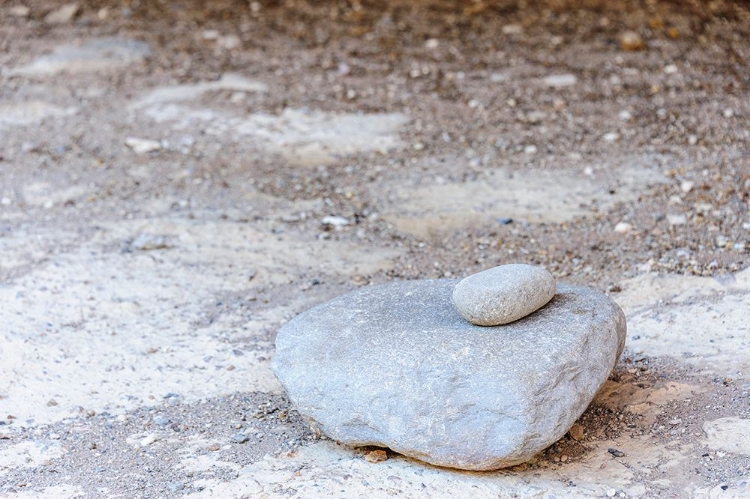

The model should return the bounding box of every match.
[616,268,750,378]
[0,101,78,126]
[0,217,396,426]
[0,440,63,476]
[382,163,666,236]
[0,485,85,498]
[703,418,750,456]
[129,79,409,165]
[190,438,654,498]
[129,73,268,110]
[10,37,151,76]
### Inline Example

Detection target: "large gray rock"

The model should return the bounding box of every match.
[272,280,626,471]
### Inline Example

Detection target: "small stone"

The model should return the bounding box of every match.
[680,180,695,193]
[667,214,687,226]
[46,399,58,407]
[619,31,644,51]
[569,424,585,441]
[125,137,161,154]
[602,132,619,142]
[452,264,556,326]
[230,433,249,444]
[131,233,169,251]
[9,5,31,17]
[140,434,158,446]
[606,489,617,498]
[321,216,350,229]
[364,449,388,463]
[44,3,79,24]
[523,145,538,155]
[207,443,221,451]
[542,74,577,87]
[501,24,523,35]
[664,64,678,74]
[153,415,170,426]
[614,222,632,233]
[608,448,625,457]
[218,35,241,50]
[424,38,440,49]
[167,482,184,493]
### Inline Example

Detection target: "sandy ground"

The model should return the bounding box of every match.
[0,0,749,497]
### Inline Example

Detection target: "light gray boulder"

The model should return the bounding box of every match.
[452,264,556,326]
[272,279,626,471]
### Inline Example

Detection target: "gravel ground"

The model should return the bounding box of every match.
[0,0,749,497]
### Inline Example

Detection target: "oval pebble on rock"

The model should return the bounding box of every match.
[452,264,556,326]
[272,279,626,471]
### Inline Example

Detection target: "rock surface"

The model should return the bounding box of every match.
[452,264,556,326]
[273,279,626,470]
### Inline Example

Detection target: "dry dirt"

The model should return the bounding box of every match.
[0,0,749,497]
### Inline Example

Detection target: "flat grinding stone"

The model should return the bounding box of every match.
[452,264,556,326]
[272,279,626,471]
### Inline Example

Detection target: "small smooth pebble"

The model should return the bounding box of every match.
[452,264,556,326]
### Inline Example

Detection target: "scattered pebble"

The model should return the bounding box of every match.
[364,449,388,463]
[230,433,249,444]
[602,132,620,143]
[543,74,577,87]
[664,64,679,74]
[608,448,625,457]
[167,482,185,493]
[140,434,158,446]
[424,38,440,49]
[667,214,687,226]
[321,215,350,229]
[125,137,162,154]
[47,399,58,407]
[44,3,79,24]
[680,180,695,193]
[153,415,171,426]
[131,233,169,251]
[501,24,523,35]
[524,145,538,154]
[9,5,30,17]
[619,31,644,51]
[614,222,632,233]
[568,424,585,441]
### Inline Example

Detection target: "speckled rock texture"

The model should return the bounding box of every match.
[452,264,556,326]
[272,279,626,471]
